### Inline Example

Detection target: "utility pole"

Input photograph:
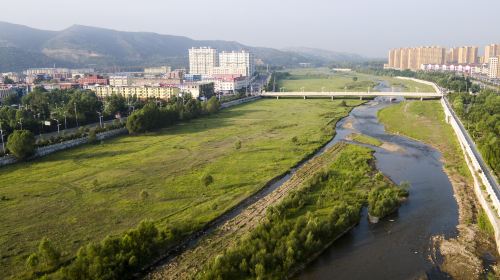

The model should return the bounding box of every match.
[74,102,79,127]
[18,118,23,130]
[97,112,103,128]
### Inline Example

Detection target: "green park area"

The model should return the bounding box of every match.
[0,99,362,279]
[275,68,435,93]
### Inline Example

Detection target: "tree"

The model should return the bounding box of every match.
[2,92,20,105]
[352,76,358,82]
[38,237,61,267]
[3,76,15,84]
[88,129,97,144]
[205,96,220,114]
[104,93,127,116]
[7,130,35,159]
[201,174,214,187]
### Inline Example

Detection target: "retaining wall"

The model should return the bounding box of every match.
[0,128,128,167]
[220,96,261,109]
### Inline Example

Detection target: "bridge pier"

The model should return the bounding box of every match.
[331,96,334,101]
[276,96,279,100]
[420,97,423,101]
[360,96,363,100]
[303,96,306,100]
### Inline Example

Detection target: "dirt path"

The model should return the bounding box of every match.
[146,143,347,280]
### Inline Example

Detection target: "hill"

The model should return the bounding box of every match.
[0,21,364,72]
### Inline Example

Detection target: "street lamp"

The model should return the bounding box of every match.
[54,119,61,134]
[0,122,5,154]
[97,112,103,128]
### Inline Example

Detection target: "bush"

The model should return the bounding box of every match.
[234,140,242,150]
[201,174,214,187]
[88,129,97,144]
[7,130,35,160]
[339,100,347,107]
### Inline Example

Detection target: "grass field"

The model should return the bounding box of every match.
[348,133,383,147]
[0,99,362,279]
[378,101,470,178]
[276,68,435,93]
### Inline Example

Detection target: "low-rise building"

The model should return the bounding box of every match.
[92,85,180,100]
[109,75,131,87]
[78,75,109,86]
[144,66,172,75]
[179,82,214,99]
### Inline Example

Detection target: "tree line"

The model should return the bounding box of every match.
[448,90,500,178]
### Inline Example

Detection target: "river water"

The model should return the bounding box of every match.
[298,96,459,279]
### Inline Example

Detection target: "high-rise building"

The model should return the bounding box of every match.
[488,57,500,79]
[457,46,478,64]
[485,44,500,62]
[387,46,450,70]
[215,51,255,77]
[189,47,218,75]
[446,47,460,64]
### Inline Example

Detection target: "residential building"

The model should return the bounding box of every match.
[109,76,131,87]
[205,74,247,93]
[92,85,180,100]
[189,47,218,75]
[484,44,500,62]
[179,82,214,99]
[488,57,500,79]
[387,46,445,70]
[78,75,108,86]
[144,66,172,75]
[216,50,255,77]
[0,87,16,102]
[458,46,478,64]
[130,77,182,86]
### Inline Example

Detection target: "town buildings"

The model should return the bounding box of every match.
[189,48,255,78]
[188,47,218,75]
[93,85,181,100]
[387,47,446,70]
[144,66,172,75]
[488,57,500,79]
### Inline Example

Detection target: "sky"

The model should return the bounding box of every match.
[2,0,499,58]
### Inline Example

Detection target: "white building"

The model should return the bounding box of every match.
[144,66,172,75]
[189,47,218,75]
[488,57,499,79]
[216,50,255,77]
[109,76,131,87]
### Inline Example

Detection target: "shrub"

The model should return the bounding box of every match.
[140,190,149,200]
[7,130,35,160]
[87,129,97,144]
[339,100,347,107]
[234,140,242,150]
[201,174,214,187]
[291,136,298,144]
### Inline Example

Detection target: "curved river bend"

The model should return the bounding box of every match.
[298,97,459,279]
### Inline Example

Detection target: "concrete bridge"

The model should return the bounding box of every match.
[261,91,442,100]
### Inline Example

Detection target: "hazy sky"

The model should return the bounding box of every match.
[2,0,499,57]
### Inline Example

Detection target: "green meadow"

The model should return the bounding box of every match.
[0,98,361,279]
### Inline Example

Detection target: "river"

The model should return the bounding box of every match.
[298,96,459,279]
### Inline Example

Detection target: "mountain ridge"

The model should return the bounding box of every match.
[0,21,365,72]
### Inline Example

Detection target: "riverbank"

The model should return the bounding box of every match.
[378,100,499,279]
[196,143,408,279]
